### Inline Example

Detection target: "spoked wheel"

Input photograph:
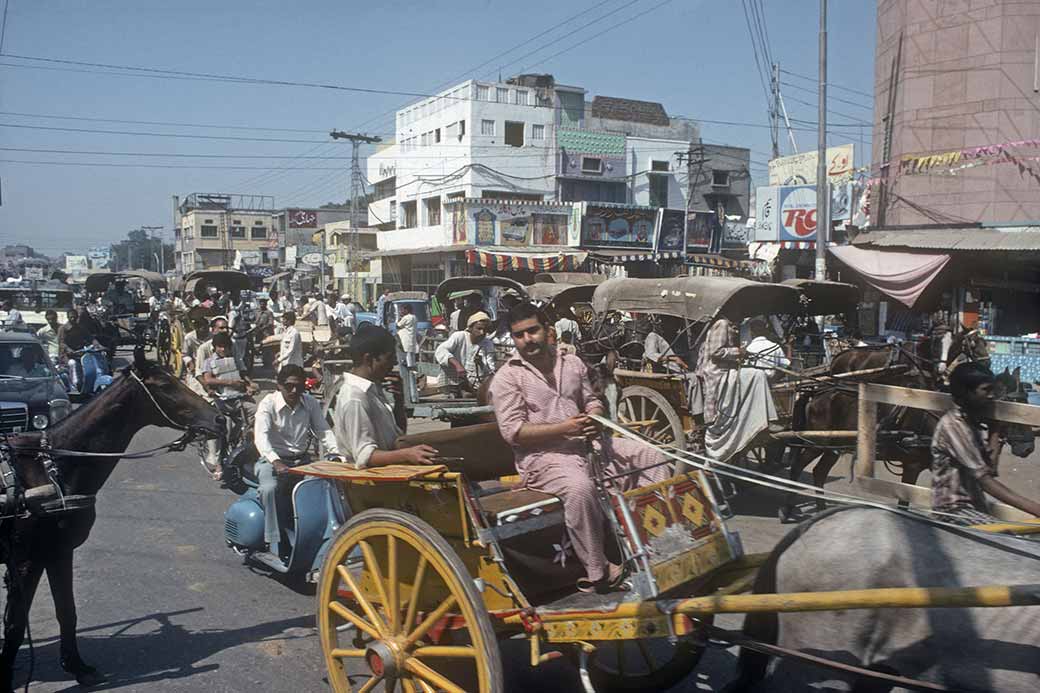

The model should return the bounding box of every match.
[317,508,503,693]
[617,385,686,451]
[585,628,708,692]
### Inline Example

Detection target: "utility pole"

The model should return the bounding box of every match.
[770,63,780,160]
[141,225,164,274]
[676,142,709,265]
[815,0,830,281]
[330,130,382,300]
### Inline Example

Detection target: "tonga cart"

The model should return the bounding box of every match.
[293,416,1040,693]
[588,277,804,453]
[84,269,167,348]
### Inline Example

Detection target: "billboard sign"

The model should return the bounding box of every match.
[768,144,854,186]
[778,186,817,242]
[654,209,686,253]
[287,208,318,229]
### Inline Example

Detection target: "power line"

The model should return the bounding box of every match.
[784,96,873,125]
[0,122,345,144]
[0,146,359,159]
[0,159,346,170]
[779,67,873,99]
[779,80,874,111]
[0,110,331,133]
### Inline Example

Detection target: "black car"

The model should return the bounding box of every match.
[0,331,72,433]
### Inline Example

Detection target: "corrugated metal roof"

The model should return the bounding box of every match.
[557,129,626,155]
[852,227,1040,251]
[590,96,670,126]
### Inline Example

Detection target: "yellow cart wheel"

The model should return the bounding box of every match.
[317,508,504,693]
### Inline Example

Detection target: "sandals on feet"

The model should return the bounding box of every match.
[576,564,631,594]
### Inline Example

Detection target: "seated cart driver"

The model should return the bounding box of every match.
[489,302,669,594]
[643,316,688,373]
[744,318,790,382]
[695,315,744,425]
[931,362,1040,526]
[332,326,439,469]
[254,364,344,552]
[435,311,497,397]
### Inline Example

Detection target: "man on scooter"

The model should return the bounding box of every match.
[254,364,344,553]
[200,331,258,480]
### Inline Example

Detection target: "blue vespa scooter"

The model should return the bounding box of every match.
[222,451,347,582]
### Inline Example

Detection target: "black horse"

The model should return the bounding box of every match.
[0,350,222,692]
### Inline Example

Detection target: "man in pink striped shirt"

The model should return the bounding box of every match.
[489,302,669,593]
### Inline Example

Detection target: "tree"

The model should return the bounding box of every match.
[110,229,174,272]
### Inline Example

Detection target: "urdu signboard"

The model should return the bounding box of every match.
[767,144,854,185]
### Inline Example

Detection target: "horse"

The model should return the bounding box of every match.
[724,507,1040,692]
[0,349,223,692]
[779,344,937,523]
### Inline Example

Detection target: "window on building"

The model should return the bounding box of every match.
[496,87,509,103]
[251,227,268,239]
[411,262,444,297]
[476,84,490,101]
[402,201,417,228]
[514,90,528,106]
[712,170,730,187]
[458,120,465,137]
[434,128,441,144]
[424,196,442,226]
[421,132,429,146]
[480,119,495,136]
[200,225,219,238]
[651,159,670,172]
[649,174,668,208]
[504,121,524,147]
[230,226,245,238]
[581,156,603,174]
[389,200,397,223]
[532,124,545,140]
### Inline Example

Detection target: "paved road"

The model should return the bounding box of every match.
[13,389,1039,691]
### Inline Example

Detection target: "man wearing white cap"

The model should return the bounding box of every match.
[335,293,355,330]
[435,311,497,396]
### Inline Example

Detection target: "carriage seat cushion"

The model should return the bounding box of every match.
[476,487,562,527]
[394,422,518,482]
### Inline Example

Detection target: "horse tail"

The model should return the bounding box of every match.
[726,507,854,692]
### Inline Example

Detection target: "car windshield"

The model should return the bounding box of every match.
[391,302,430,324]
[0,343,55,379]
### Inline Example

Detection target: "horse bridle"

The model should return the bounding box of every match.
[128,369,208,451]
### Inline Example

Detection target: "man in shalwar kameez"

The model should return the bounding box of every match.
[490,302,669,593]
[695,316,744,425]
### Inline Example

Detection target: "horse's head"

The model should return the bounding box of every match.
[124,348,224,440]
[994,367,1034,458]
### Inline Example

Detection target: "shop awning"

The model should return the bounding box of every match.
[466,247,588,272]
[852,226,1040,251]
[686,253,761,271]
[828,245,951,308]
[588,249,684,264]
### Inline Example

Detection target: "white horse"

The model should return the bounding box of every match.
[725,507,1040,692]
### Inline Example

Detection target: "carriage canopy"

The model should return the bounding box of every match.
[531,272,608,286]
[781,279,860,316]
[84,270,167,294]
[183,270,252,300]
[433,276,527,306]
[591,276,803,322]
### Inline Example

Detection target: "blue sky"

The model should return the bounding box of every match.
[0,0,876,255]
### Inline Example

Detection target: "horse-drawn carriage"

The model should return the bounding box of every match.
[84,270,166,348]
[292,400,1040,693]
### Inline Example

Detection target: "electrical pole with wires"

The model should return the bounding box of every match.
[330,130,381,300]
[770,64,781,159]
[815,0,830,281]
[676,142,708,266]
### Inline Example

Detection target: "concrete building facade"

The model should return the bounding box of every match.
[872,0,1040,225]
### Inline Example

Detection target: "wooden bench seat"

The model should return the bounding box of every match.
[477,487,562,526]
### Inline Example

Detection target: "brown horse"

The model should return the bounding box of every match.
[778,344,937,523]
[0,350,222,692]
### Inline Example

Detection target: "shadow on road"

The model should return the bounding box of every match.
[15,608,316,691]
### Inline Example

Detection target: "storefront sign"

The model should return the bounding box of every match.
[581,205,655,249]
[686,210,718,250]
[287,208,318,229]
[655,209,686,253]
[768,144,854,185]
[778,186,818,242]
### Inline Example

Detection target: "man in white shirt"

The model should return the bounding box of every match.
[1,300,25,330]
[644,321,688,373]
[36,310,61,362]
[333,327,438,469]
[435,311,496,397]
[744,318,791,382]
[254,364,343,549]
[277,311,304,368]
[554,315,580,343]
[301,293,328,327]
[335,294,355,330]
[396,303,419,404]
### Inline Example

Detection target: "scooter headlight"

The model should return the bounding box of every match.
[32,414,49,430]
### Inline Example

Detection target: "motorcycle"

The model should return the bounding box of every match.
[221,452,348,581]
[61,344,113,402]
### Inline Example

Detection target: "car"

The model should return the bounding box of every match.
[0,331,73,433]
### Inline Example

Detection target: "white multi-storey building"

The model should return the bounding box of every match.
[365,74,749,289]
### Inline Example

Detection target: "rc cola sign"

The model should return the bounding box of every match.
[778,186,817,242]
